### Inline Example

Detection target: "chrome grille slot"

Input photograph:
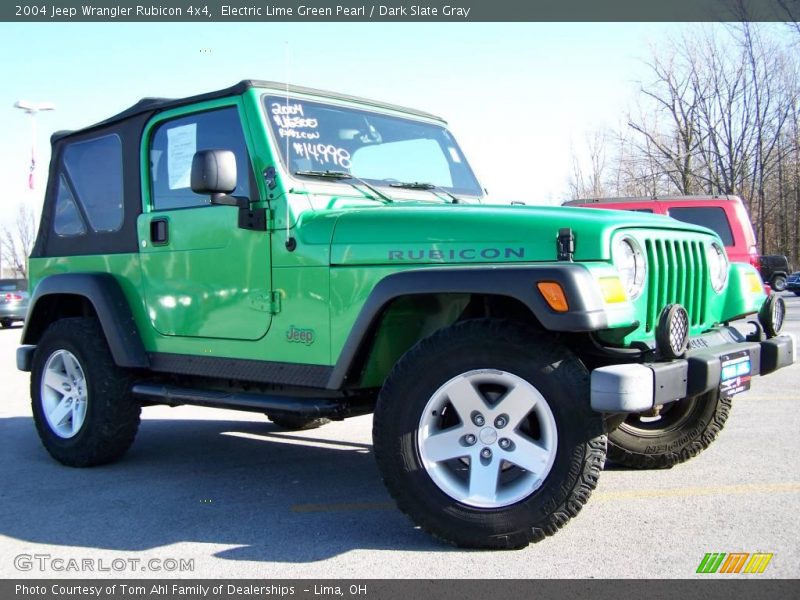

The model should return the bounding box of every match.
[642,237,707,332]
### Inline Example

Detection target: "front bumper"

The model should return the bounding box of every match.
[591,327,795,413]
[17,345,35,372]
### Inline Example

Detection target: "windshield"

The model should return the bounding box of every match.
[263,95,483,198]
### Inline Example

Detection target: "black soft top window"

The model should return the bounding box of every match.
[62,134,124,233]
[53,174,87,237]
[32,111,146,259]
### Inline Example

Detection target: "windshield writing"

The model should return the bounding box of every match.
[264,96,482,197]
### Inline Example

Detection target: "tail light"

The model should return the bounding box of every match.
[4,293,23,301]
[749,245,761,270]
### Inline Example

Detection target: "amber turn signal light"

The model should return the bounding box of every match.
[537,281,569,312]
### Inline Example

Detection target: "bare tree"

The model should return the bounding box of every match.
[568,131,608,198]
[1,203,37,279]
[567,23,800,263]
[627,40,708,195]
[610,122,669,197]
[689,30,755,196]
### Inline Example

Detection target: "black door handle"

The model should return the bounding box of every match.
[150,218,169,244]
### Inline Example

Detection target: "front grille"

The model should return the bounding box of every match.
[643,237,708,332]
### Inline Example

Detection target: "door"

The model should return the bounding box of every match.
[138,102,272,340]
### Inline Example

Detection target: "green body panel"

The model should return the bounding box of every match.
[28,82,769,387]
[357,294,471,388]
[328,204,698,265]
[723,263,767,319]
[137,205,273,340]
[28,253,153,348]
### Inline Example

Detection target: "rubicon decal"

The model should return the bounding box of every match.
[388,247,525,261]
[696,552,773,574]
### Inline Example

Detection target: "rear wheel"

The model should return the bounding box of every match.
[0,319,12,328]
[606,390,731,469]
[771,275,787,292]
[373,319,606,549]
[31,318,141,467]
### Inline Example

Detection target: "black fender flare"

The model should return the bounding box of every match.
[21,273,148,369]
[326,264,609,389]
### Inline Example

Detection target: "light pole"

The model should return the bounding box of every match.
[8,101,54,278]
[14,100,55,190]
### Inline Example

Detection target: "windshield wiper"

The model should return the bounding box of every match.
[295,170,393,203]
[389,181,461,204]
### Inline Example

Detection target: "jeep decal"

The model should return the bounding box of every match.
[286,326,315,345]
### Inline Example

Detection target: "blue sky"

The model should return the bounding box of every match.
[0,21,778,228]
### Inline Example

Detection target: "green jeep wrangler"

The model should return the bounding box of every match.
[17,81,794,549]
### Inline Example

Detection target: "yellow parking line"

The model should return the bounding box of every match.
[290,482,800,513]
[592,482,800,502]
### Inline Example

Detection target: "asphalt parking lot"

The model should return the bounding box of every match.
[0,298,798,579]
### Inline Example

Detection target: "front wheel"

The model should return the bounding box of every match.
[373,319,606,549]
[606,390,731,469]
[0,319,12,328]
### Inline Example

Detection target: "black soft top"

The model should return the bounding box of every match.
[52,80,444,142]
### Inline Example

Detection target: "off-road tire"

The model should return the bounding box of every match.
[771,275,787,292]
[373,319,606,549]
[267,414,330,431]
[606,390,731,469]
[31,318,141,467]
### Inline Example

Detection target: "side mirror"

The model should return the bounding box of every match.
[191,150,239,205]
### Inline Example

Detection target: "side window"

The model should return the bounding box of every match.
[53,174,87,236]
[62,134,124,232]
[149,107,252,210]
[668,206,734,246]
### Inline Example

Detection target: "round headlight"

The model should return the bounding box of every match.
[613,237,646,300]
[707,242,728,292]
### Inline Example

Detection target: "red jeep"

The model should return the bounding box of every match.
[564,195,761,271]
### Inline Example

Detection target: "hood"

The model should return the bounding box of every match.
[327,203,713,266]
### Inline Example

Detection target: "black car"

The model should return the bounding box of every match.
[0,279,29,328]
[759,255,791,291]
